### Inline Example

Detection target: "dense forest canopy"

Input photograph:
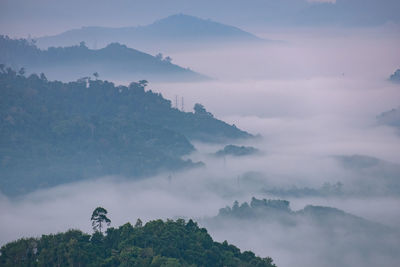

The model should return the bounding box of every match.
[0,218,276,267]
[0,67,251,195]
[0,35,207,82]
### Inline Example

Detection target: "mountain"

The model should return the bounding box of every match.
[333,154,400,195]
[213,197,379,228]
[208,197,396,244]
[35,14,264,51]
[203,197,400,267]
[3,0,400,38]
[0,218,276,267]
[0,35,207,82]
[0,68,251,195]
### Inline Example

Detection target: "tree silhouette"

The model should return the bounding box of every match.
[138,79,148,88]
[18,67,25,76]
[91,207,111,233]
[135,218,143,228]
[155,53,163,60]
[164,56,172,63]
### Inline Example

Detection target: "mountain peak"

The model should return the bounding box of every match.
[147,13,262,41]
[154,13,212,24]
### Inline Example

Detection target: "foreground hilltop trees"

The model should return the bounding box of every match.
[0,218,276,267]
[91,207,111,234]
[0,67,251,195]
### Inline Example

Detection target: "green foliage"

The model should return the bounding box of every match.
[0,67,251,195]
[0,219,276,267]
[91,207,112,233]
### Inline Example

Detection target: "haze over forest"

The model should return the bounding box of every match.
[1,1,400,267]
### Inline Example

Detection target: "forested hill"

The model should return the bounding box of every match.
[36,14,264,51]
[214,197,388,233]
[0,35,207,82]
[0,219,276,267]
[0,68,251,195]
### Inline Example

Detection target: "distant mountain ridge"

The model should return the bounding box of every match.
[0,35,207,82]
[201,197,400,267]
[36,14,265,51]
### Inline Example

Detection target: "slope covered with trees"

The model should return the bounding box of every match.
[0,67,251,195]
[0,35,206,82]
[205,197,400,267]
[0,219,276,267]
[211,197,392,237]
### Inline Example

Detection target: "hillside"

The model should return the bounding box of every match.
[0,68,251,195]
[202,197,399,267]
[209,197,396,241]
[0,218,276,267]
[0,35,207,82]
[36,14,264,51]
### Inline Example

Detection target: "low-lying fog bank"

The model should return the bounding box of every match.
[1,27,399,267]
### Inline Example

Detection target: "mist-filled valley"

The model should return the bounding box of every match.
[1,1,400,266]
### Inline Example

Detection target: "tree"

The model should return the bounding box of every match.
[163,56,172,63]
[91,207,111,233]
[155,53,163,60]
[93,72,99,80]
[135,218,143,228]
[193,103,213,117]
[18,67,25,76]
[40,72,47,81]
[138,80,148,88]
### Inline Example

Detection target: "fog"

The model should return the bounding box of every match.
[1,27,400,267]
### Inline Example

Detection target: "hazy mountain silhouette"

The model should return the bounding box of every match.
[0,35,207,82]
[36,14,265,51]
